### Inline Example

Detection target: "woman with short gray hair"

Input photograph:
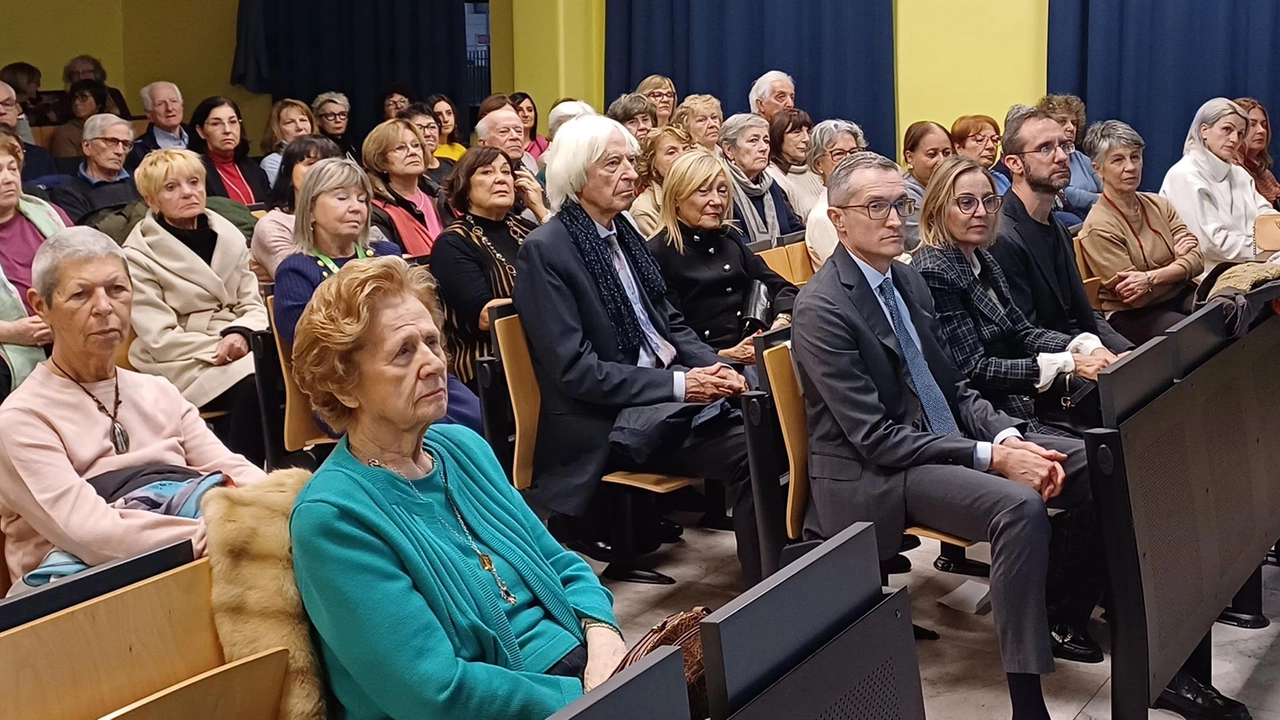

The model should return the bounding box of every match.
[0,226,266,589]
[1079,120,1203,345]
[273,158,400,347]
[312,91,359,161]
[802,119,868,268]
[1160,97,1279,275]
[719,113,801,247]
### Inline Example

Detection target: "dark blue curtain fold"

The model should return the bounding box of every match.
[1048,0,1280,191]
[605,0,897,155]
[233,0,469,139]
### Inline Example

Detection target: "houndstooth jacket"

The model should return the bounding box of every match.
[912,243,1074,424]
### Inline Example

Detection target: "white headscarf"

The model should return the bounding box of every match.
[1184,97,1249,157]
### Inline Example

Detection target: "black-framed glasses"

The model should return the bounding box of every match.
[1009,141,1075,159]
[955,194,1003,215]
[834,197,916,220]
[93,137,135,152]
[319,111,349,121]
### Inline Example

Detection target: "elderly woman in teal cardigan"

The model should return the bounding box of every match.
[289,256,625,720]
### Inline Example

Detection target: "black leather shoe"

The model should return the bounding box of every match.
[566,539,613,563]
[880,553,912,576]
[1156,669,1252,720]
[1050,624,1104,664]
[658,517,684,544]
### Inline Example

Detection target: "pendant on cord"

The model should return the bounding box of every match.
[111,421,131,455]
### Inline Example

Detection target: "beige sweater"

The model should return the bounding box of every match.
[0,364,267,585]
[1078,193,1203,312]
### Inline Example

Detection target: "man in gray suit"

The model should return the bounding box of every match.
[790,152,1093,720]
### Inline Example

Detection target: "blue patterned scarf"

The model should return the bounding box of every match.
[558,201,668,356]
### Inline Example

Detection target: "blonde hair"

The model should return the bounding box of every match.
[133,148,207,206]
[918,156,997,250]
[261,99,315,154]
[655,148,733,250]
[672,94,723,132]
[637,124,694,187]
[636,74,676,100]
[361,118,427,202]
[292,256,444,433]
[292,157,375,255]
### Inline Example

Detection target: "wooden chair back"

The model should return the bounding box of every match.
[266,296,333,451]
[761,342,809,541]
[0,559,223,719]
[100,647,288,720]
[1083,277,1102,310]
[115,325,138,371]
[1255,213,1280,252]
[757,244,815,287]
[491,304,540,490]
[30,125,56,150]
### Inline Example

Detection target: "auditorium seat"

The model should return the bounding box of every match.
[115,325,228,422]
[756,239,814,286]
[265,296,334,453]
[99,646,289,720]
[1072,233,1105,311]
[488,300,695,585]
[30,125,56,150]
[0,558,224,719]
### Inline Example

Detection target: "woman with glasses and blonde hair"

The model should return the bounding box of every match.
[912,156,1116,439]
[951,114,1010,195]
[258,99,315,185]
[636,74,677,127]
[363,118,445,257]
[631,124,695,236]
[646,149,796,367]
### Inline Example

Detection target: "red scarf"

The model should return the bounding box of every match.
[210,153,256,205]
[374,199,435,256]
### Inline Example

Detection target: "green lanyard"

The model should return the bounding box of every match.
[314,244,369,275]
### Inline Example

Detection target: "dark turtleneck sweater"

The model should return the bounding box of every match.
[159,214,217,267]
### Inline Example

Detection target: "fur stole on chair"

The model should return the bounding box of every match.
[201,468,327,720]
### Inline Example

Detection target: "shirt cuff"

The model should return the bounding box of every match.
[1035,351,1076,391]
[975,428,1025,472]
[673,371,685,402]
[1067,332,1104,356]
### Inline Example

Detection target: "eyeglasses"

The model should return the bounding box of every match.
[319,111,349,121]
[388,142,423,158]
[413,123,437,137]
[954,194,1003,215]
[93,137,135,152]
[834,197,916,220]
[0,99,16,111]
[647,90,675,101]
[384,98,409,109]
[828,147,865,164]
[1009,141,1075,159]
[966,133,1001,147]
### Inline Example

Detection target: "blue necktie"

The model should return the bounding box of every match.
[876,278,961,436]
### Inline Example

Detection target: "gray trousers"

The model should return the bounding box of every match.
[903,434,1091,675]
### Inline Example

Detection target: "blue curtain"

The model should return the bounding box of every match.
[233,0,469,139]
[1049,0,1280,191]
[605,0,897,155]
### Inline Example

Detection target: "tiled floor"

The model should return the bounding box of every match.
[587,520,1280,719]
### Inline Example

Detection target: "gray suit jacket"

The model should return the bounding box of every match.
[791,247,1025,558]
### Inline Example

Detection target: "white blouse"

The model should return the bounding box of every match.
[1160,149,1279,276]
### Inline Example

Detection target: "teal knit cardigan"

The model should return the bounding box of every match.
[290,424,617,720]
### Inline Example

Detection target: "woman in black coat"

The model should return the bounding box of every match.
[646,149,796,365]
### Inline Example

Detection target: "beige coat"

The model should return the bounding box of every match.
[124,209,269,407]
[631,185,663,238]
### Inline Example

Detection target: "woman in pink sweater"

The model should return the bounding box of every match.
[0,227,266,589]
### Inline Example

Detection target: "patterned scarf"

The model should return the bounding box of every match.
[558,201,667,356]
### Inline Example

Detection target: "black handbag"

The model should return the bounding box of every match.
[1034,373,1100,436]
[741,279,772,336]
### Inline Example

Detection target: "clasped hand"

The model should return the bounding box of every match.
[991,437,1067,501]
[684,363,748,403]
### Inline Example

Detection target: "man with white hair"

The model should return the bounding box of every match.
[127,81,187,171]
[546,100,596,140]
[513,115,762,587]
[749,70,795,122]
[476,106,539,176]
[0,82,56,182]
[47,114,142,233]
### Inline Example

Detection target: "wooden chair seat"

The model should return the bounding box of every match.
[906,526,974,549]
[100,646,288,720]
[602,472,694,494]
[266,296,335,452]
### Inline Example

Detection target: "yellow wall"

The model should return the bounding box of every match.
[1,0,126,95]
[0,0,271,145]
[893,0,1048,157]
[509,0,606,118]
